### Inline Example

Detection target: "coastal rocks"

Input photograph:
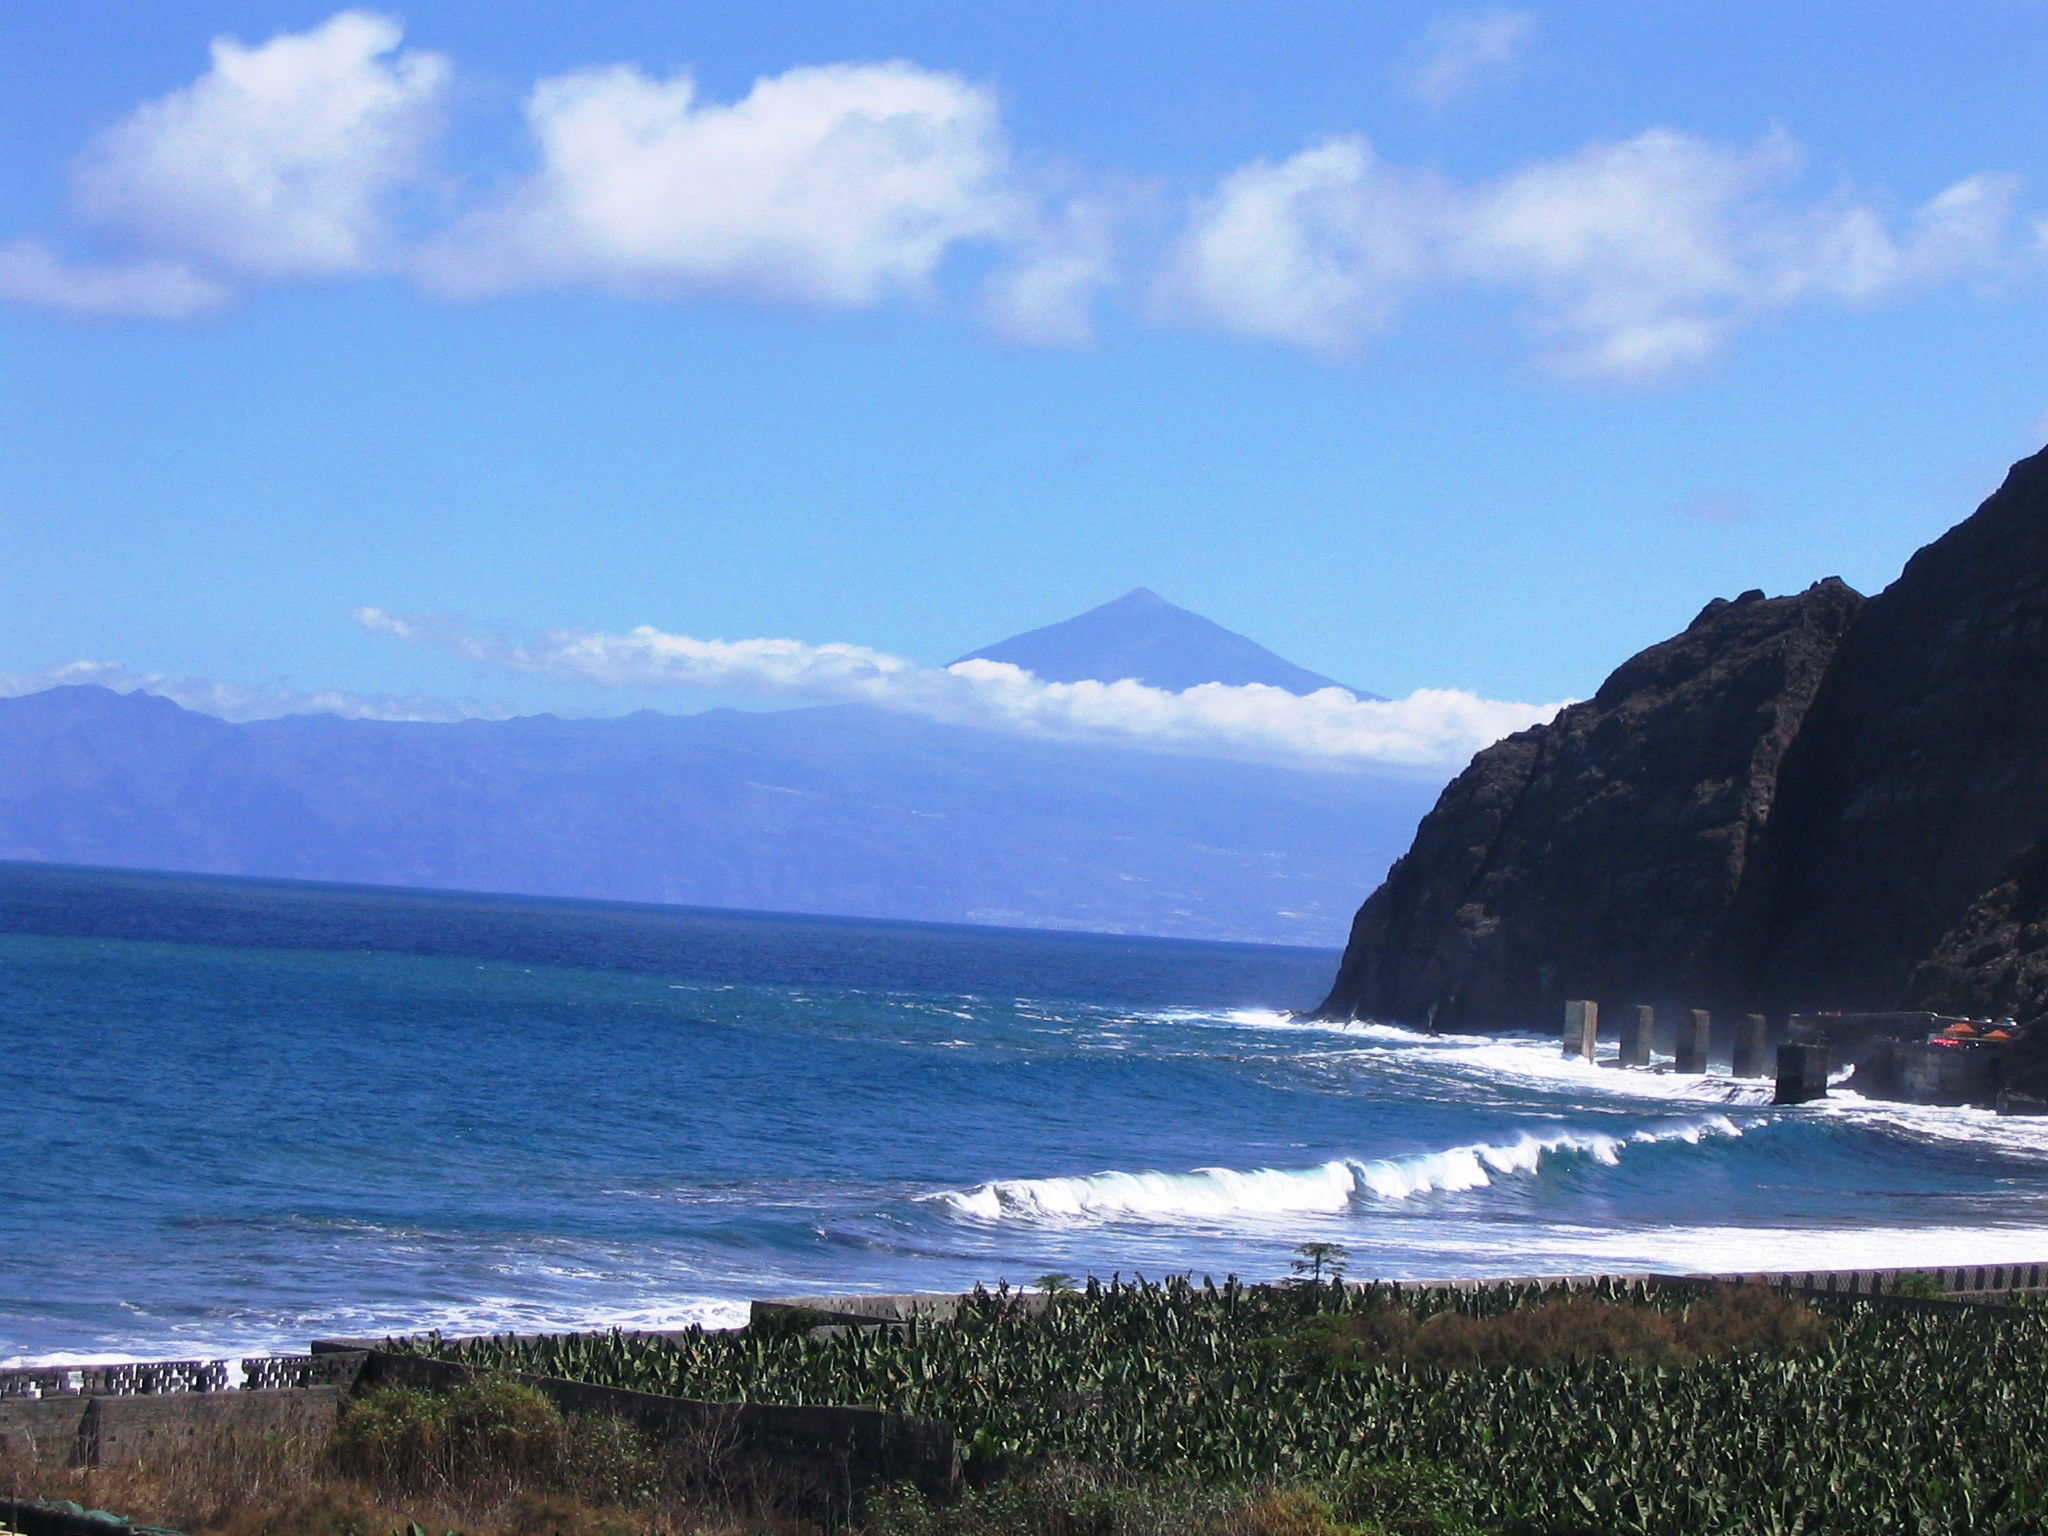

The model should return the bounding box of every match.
[1906,838,2048,1027]
[1320,444,2048,1030]
[1316,580,1864,1028]
[1746,447,2048,1009]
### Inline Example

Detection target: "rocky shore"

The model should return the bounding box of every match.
[1318,445,2048,1099]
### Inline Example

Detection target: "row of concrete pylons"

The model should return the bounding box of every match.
[1561,1001,1828,1103]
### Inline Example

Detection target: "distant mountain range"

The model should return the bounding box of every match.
[0,595,1423,946]
[958,587,1379,698]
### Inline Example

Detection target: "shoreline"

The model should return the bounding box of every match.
[12,1254,2048,1377]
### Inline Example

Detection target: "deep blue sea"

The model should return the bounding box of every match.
[7,861,2048,1366]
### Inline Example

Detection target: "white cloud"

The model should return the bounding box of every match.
[0,239,227,319]
[1165,127,2026,379]
[355,607,1564,770]
[422,59,1020,305]
[982,198,1120,345]
[0,8,2030,380]
[1404,10,1537,112]
[1451,132,2020,378]
[0,659,496,723]
[71,10,447,280]
[1156,138,1444,354]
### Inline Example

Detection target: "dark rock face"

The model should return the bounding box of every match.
[1318,581,1864,1027]
[1746,448,2048,1010]
[1321,445,2048,1028]
[1905,838,2048,1024]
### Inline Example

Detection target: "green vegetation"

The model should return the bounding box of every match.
[866,1460,1487,1536]
[1287,1243,1349,1285]
[332,1380,659,1510]
[409,1276,2048,1535]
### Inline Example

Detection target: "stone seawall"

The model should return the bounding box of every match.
[1,1344,958,1516]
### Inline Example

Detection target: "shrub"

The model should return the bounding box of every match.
[331,1379,657,1508]
[867,1464,1483,1536]
[1324,1461,1488,1536]
[1676,1284,1831,1358]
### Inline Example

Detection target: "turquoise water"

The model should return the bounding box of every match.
[6,861,2048,1364]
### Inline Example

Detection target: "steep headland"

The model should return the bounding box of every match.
[1319,445,2048,1029]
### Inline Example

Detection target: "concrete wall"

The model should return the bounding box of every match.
[351,1350,961,1512]
[0,1398,88,1467]
[0,1388,345,1470]
[86,1389,344,1469]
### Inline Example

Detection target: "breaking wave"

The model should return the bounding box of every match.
[931,1117,1742,1225]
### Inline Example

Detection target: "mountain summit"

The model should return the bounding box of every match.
[957,588,1378,698]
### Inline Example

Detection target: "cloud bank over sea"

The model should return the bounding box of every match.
[352,607,1566,770]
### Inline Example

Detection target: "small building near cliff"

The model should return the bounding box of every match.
[1822,1012,2023,1106]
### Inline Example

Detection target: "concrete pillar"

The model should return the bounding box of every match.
[1731,1014,1769,1078]
[1618,1004,1653,1068]
[1675,1008,1711,1074]
[1562,999,1597,1061]
[1774,1042,1831,1104]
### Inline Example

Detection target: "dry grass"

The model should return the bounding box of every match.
[0,1381,813,1536]
[1268,1284,1830,1377]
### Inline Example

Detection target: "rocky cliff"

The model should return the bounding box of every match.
[1320,445,2048,1029]
[1905,837,2048,1023]
[1317,581,1864,1026]
[1742,448,2048,1009]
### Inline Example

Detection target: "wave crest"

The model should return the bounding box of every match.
[931,1118,1740,1226]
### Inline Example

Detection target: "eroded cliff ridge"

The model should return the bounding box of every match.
[1319,445,2048,1029]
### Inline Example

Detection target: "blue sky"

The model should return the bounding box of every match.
[3,2,2046,764]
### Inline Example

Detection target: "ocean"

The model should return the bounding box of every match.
[6,860,2048,1366]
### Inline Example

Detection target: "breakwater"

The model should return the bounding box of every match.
[1555,999,2033,1109]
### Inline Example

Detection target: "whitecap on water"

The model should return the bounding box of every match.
[928,1117,1745,1227]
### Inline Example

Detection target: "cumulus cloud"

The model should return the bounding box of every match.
[1403,10,1537,111]
[421,59,1019,305]
[1156,137,1444,354]
[1452,132,2021,378]
[982,197,1120,345]
[73,10,447,280]
[1164,128,2026,379]
[0,659,497,723]
[0,8,2032,380]
[0,239,227,319]
[354,607,1564,770]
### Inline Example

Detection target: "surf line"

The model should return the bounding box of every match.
[930,1117,1743,1225]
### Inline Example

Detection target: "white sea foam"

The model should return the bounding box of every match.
[0,1295,752,1370]
[1146,1008,1778,1106]
[1386,1222,2048,1281]
[931,1117,1742,1226]
[1815,1092,2048,1161]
